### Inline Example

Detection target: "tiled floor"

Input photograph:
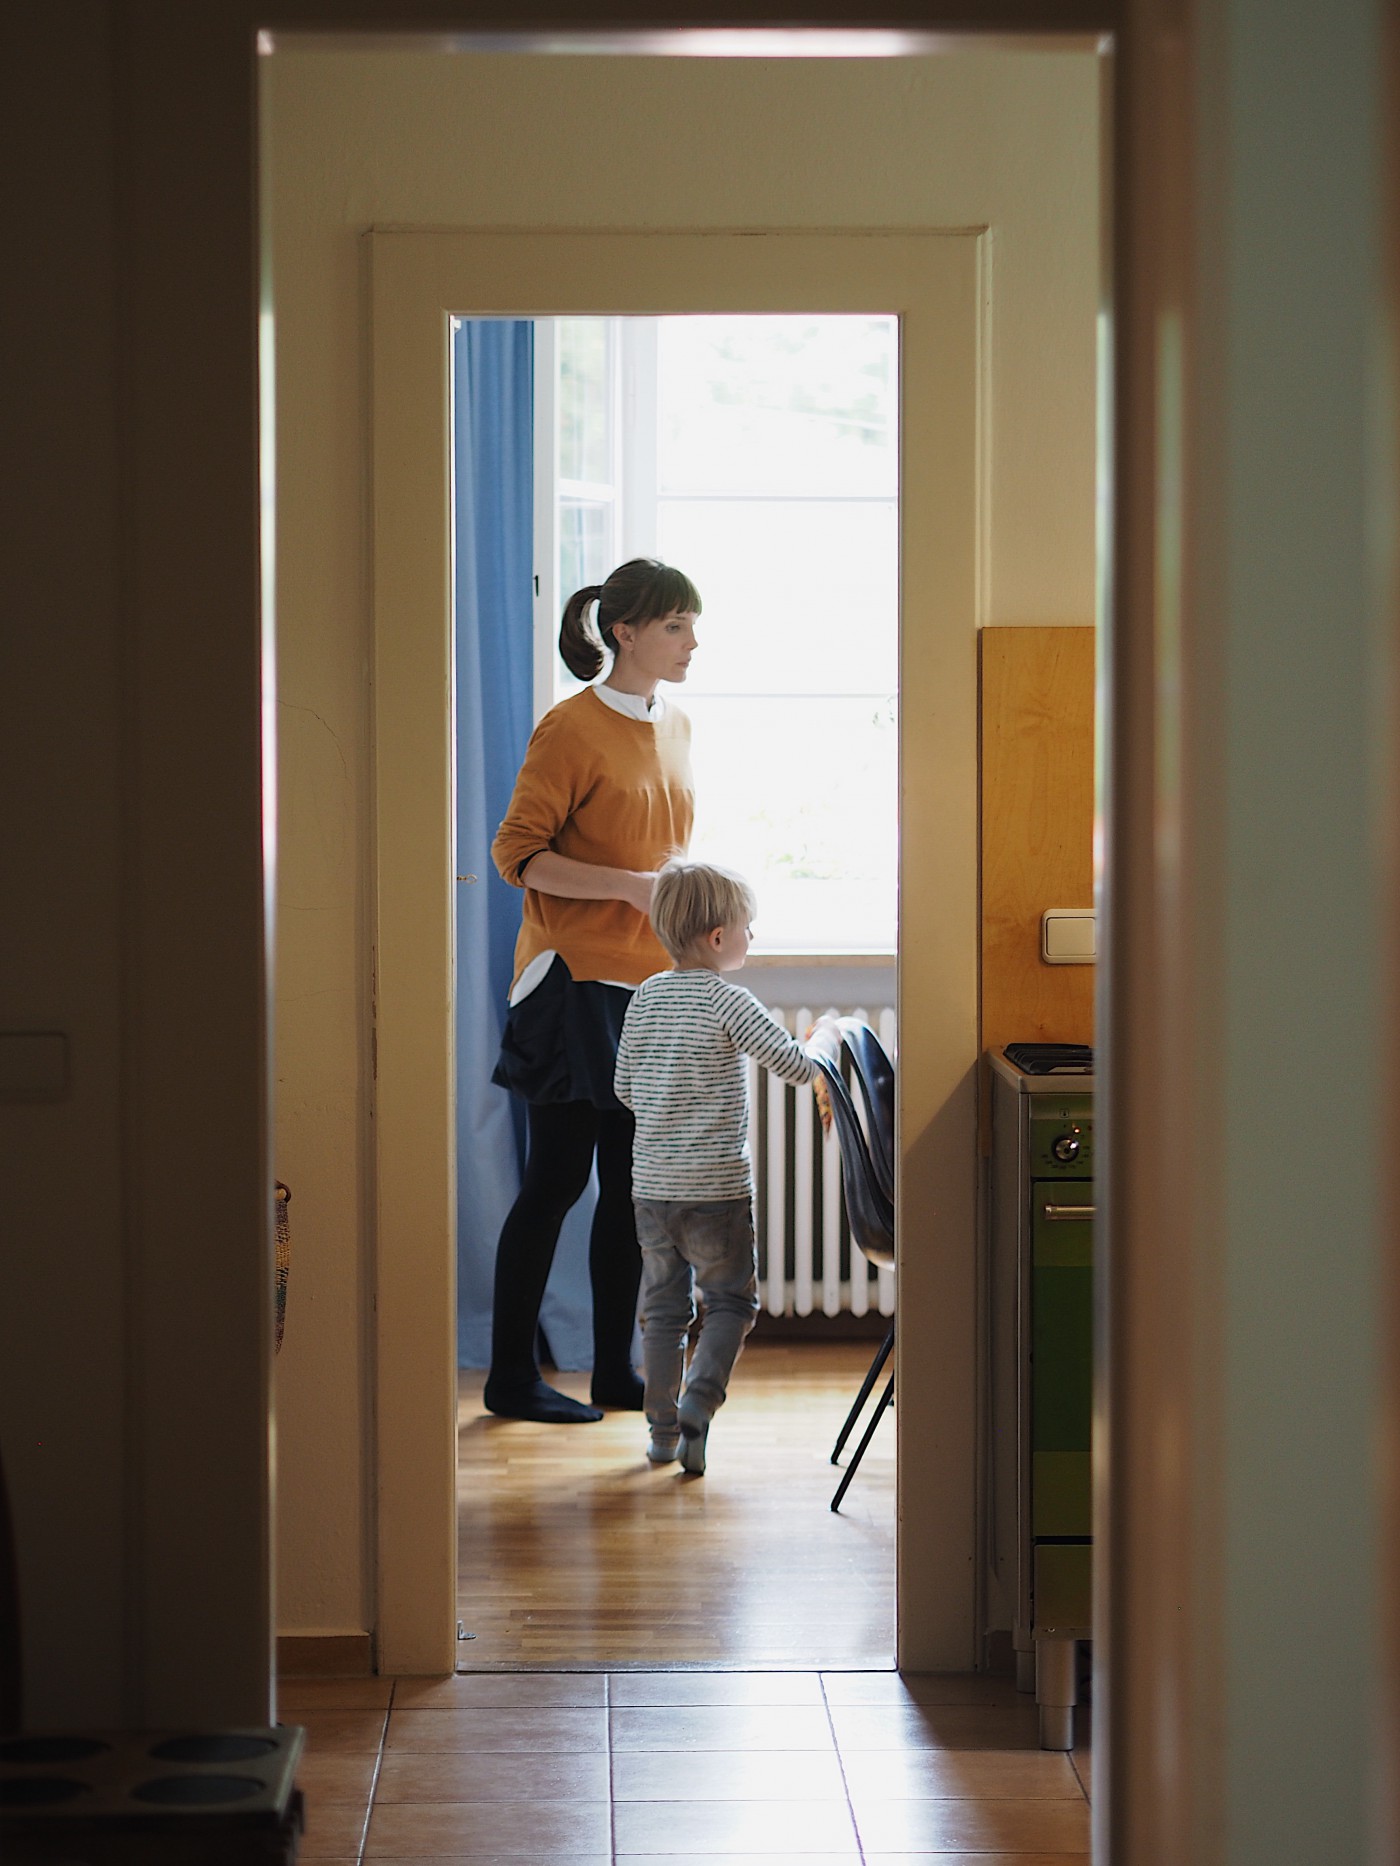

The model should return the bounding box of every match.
[279,1670,1091,1862]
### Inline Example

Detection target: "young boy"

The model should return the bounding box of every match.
[613,859,835,1474]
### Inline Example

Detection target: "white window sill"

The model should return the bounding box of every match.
[745,952,895,969]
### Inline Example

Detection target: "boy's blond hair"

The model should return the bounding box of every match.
[650,859,757,962]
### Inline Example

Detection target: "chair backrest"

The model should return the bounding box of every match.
[815,1056,895,1273]
[837,1019,895,1203]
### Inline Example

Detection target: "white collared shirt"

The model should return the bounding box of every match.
[591,682,665,723]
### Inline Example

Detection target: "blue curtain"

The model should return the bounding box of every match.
[453,319,596,1369]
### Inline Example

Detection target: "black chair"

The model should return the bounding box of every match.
[836,1017,896,1204]
[828,1018,897,1498]
[825,1019,898,1455]
[815,1053,895,1512]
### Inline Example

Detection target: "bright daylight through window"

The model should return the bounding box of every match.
[537,314,898,955]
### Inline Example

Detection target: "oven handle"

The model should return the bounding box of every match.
[1042,1203,1096,1221]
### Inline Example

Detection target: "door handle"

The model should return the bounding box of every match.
[1042,1203,1095,1221]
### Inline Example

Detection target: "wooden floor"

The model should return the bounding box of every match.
[456,1341,896,1669]
[281,1669,1092,1862]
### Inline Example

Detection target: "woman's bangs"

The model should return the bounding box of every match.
[652,565,702,621]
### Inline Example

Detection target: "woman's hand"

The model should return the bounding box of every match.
[521,851,657,914]
[617,869,657,915]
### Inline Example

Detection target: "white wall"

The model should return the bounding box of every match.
[264,45,1099,1637]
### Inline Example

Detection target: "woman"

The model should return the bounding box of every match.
[486,557,702,1422]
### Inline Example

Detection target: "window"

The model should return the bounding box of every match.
[535,314,898,955]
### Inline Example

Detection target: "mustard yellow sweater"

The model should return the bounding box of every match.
[492,689,694,989]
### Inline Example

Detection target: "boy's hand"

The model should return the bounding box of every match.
[804,1013,842,1064]
[812,1071,834,1135]
[804,1017,840,1134]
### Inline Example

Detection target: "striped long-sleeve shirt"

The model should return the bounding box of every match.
[614,968,819,1200]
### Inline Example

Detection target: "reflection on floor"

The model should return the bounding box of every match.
[456,1340,896,1670]
[280,1669,1092,1862]
[284,1341,1091,1860]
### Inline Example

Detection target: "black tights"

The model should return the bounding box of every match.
[490,1100,641,1389]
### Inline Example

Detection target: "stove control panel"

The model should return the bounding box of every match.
[1029,1098,1094,1176]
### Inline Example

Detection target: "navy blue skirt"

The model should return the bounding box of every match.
[492,956,633,1110]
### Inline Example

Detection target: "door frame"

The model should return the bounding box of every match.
[367,228,985,1673]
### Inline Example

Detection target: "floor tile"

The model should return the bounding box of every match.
[611,1747,846,1801]
[355,1858,609,1865]
[280,1675,395,1712]
[296,1707,390,1754]
[617,1857,859,1866]
[613,1796,859,1855]
[365,1798,611,1856]
[295,1748,381,1802]
[1072,1743,1093,1799]
[820,1671,1023,1707]
[862,1856,1089,1865]
[610,1704,835,1752]
[852,1795,1091,1853]
[829,1701,1042,1751]
[376,1749,610,1803]
[610,1671,825,1707]
[840,1745,1082,1800]
[298,1797,373,1858]
[385,1708,608,1753]
[397,1674,606,1709]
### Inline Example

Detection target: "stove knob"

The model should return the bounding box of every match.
[1052,1128,1082,1163]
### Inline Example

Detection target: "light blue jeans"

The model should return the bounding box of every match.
[635,1197,759,1440]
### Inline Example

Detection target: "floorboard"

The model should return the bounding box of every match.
[456,1340,895,1670]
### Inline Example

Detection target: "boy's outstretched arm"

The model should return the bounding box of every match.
[722,994,845,1132]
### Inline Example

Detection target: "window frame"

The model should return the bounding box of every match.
[532,312,898,958]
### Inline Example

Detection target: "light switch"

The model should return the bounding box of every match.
[1042,909,1096,964]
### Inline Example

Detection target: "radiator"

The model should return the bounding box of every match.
[749,1005,898,1319]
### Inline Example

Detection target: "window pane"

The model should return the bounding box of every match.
[558,319,611,484]
[683,694,896,953]
[658,498,897,697]
[559,499,611,602]
[657,316,897,499]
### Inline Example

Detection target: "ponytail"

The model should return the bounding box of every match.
[558,585,606,681]
[558,559,703,683]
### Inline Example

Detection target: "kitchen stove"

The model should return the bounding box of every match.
[986,1046,1094,1751]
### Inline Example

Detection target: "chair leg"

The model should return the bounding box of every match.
[830,1372,894,1512]
[831,1324,894,1464]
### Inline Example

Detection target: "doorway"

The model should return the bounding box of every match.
[452,308,903,1667]
[368,228,982,1673]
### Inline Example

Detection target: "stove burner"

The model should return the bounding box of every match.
[1003,1043,1094,1075]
